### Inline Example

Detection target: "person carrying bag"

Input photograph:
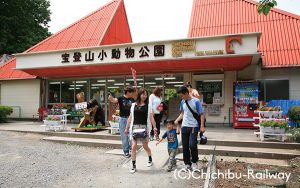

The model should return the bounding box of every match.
[185,100,207,145]
[175,86,205,171]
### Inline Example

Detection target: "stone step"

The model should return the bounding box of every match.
[42,136,126,149]
[178,145,300,160]
[175,154,289,166]
[8,129,121,140]
[202,139,300,150]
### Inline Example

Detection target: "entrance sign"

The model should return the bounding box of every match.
[15,33,261,70]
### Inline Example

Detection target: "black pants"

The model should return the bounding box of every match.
[151,113,162,136]
[181,127,199,165]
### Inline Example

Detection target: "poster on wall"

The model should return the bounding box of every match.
[207,105,221,115]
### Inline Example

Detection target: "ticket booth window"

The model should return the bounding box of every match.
[196,80,223,104]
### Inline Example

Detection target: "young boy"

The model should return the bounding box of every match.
[156,120,178,172]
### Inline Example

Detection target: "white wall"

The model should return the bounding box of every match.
[0,79,40,118]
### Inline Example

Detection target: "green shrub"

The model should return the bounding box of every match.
[261,120,288,129]
[288,128,300,143]
[0,105,13,122]
[288,106,300,123]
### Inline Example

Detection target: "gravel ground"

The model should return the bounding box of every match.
[0,131,204,188]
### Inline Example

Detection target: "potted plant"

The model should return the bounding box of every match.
[44,116,61,126]
[260,120,288,134]
[258,105,282,118]
[52,103,68,114]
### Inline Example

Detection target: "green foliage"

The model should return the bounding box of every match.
[260,120,288,129]
[258,0,277,15]
[288,128,300,143]
[288,106,300,123]
[164,89,178,101]
[0,0,51,54]
[0,105,13,122]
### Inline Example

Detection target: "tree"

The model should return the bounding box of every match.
[258,0,277,15]
[0,0,51,55]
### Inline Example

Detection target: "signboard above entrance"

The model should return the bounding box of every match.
[15,32,261,70]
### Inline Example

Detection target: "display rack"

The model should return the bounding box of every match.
[253,110,290,142]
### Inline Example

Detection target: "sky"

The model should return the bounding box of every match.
[48,0,300,43]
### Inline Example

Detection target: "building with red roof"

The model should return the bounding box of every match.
[0,0,299,126]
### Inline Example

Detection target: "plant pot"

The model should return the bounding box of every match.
[260,127,285,134]
[259,111,273,118]
[44,120,61,126]
[61,109,67,114]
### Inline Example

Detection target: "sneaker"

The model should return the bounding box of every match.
[183,164,191,172]
[124,153,130,158]
[191,162,199,171]
[130,166,136,173]
[147,161,153,167]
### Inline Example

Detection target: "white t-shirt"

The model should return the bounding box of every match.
[149,94,162,114]
[180,97,204,128]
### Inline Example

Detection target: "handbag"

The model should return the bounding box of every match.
[132,128,148,139]
[157,103,163,112]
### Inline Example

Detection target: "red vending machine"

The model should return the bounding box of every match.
[233,81,259,128]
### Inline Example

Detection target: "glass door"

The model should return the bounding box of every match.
[163,74,184,121]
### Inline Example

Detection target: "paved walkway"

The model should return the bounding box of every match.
[0,121,259,170]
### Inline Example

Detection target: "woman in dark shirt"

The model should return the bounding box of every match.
[125,88,156,173]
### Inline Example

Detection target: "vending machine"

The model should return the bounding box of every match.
[233,81,259,128]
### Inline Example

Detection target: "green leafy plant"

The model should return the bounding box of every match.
[0,105,13,123]
[288,106,300,123]
[261,120,288,129]
[288,128,300,143]
[258,0,277,15]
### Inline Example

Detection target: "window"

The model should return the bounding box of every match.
[144,75,163,96]
[90,79,106,105]
[265,80,289,102]
[61,80,75,103]
[75,80,88,103]
[49,81,61,103]
[196,80,223,104]
[126,75,144,89]
[107,77,124,120]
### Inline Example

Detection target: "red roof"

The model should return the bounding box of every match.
[1,0,132,80]
[0,58,36,80]
[189,0,300,68]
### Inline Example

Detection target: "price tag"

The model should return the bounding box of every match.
[75,102,87,110]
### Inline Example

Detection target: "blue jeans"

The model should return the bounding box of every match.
[119,117,131,154]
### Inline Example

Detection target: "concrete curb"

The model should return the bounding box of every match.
[0,129,120,140]
[201,139,300,150]
[178,146,300,160]
[204,146,216,188]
